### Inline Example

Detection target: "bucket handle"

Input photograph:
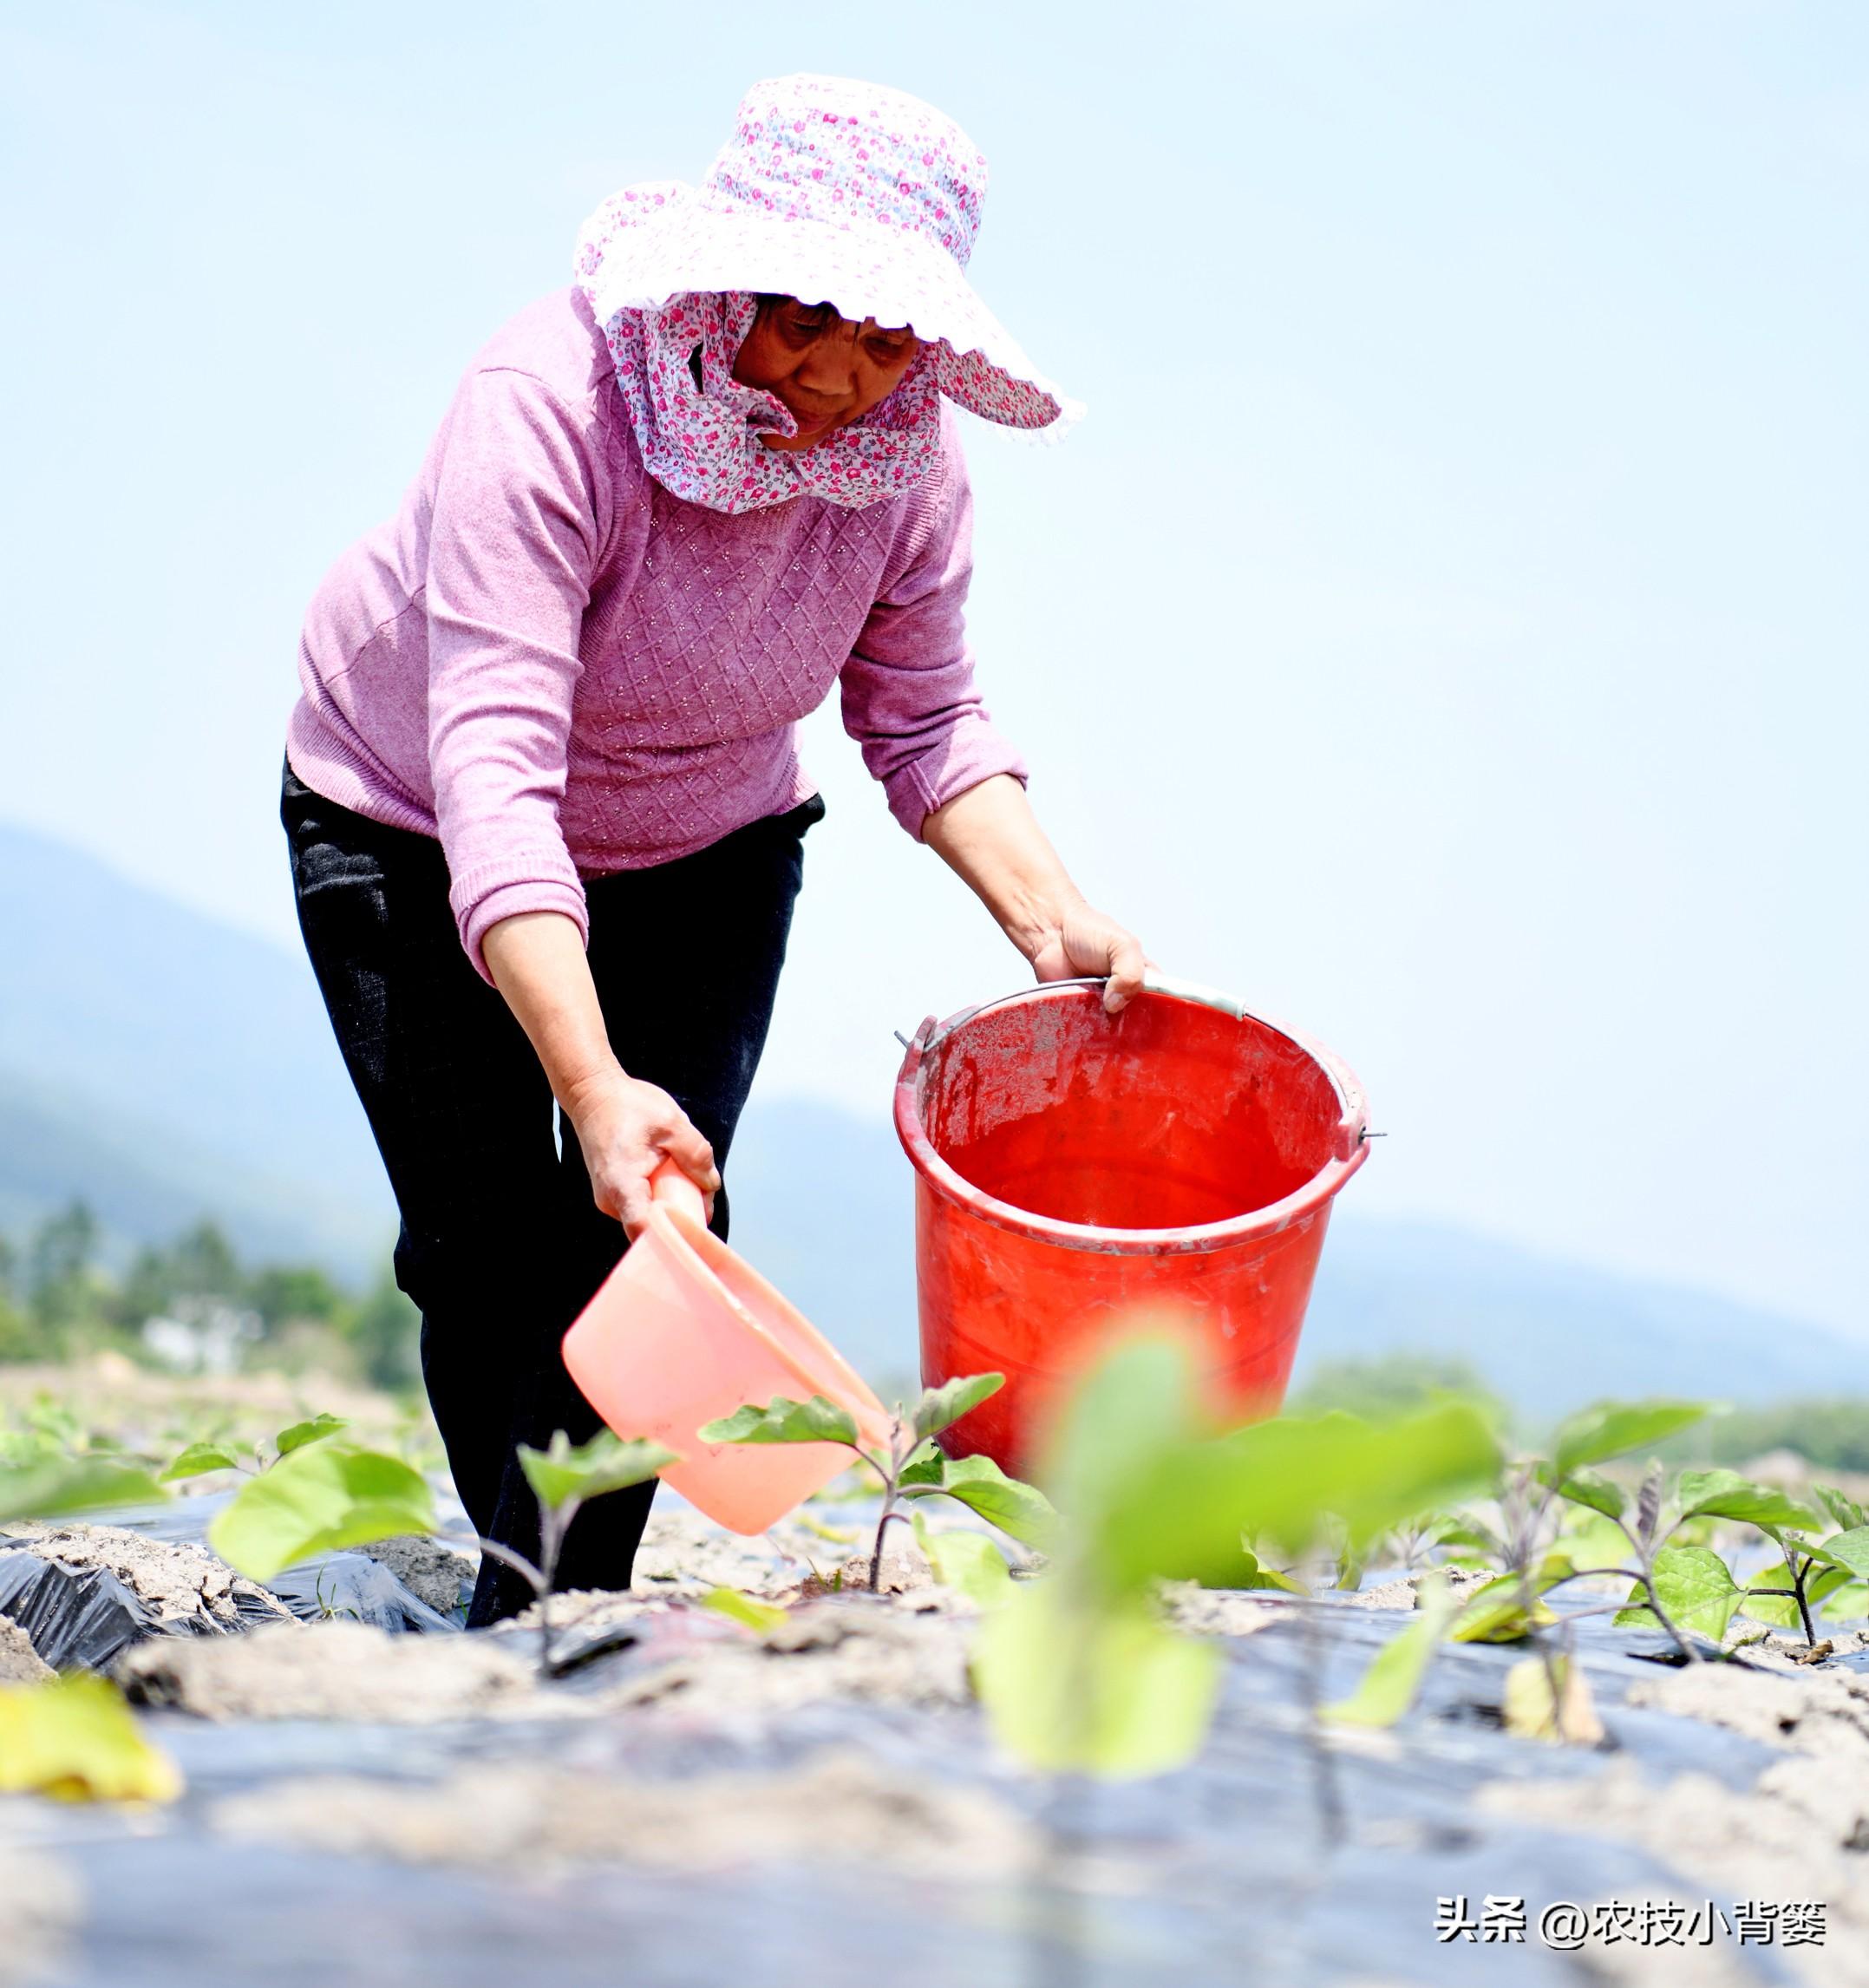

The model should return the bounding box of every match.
[907,970,1369,1165]
[915,969,1266,1056]
[912,975,1113,1056]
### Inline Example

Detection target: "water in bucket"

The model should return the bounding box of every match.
[893,972,1371,1473]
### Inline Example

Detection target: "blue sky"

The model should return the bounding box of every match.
[3,3,1864,1332]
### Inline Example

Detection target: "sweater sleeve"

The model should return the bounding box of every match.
[423,365,603,980]
[838,429,1028,839]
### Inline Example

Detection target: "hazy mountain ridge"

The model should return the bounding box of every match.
[0,1066,385,1275]
[0,821,389,1272]
[724,1098,1869,1410]
[4,820,1859,1412]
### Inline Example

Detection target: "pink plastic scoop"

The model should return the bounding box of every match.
[561,1161,893,1534]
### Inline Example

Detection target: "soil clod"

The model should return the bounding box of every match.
[0,1612,53,1684]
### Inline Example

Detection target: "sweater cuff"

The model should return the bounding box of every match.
[457,875,590,985]
[882,723,1029,840]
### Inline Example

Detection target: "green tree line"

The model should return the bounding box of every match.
[0,1200,418,1392]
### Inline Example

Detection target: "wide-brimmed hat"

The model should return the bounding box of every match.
[573,74,1078,433]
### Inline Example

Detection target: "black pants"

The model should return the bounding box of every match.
[281,762,820,1625]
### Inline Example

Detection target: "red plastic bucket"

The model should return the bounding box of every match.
[892,973,1371,1472]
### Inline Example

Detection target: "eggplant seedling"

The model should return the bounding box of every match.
[1329,1403,1869,1752]
[699,1372,1057,1590]
[157,1407,431,1589]
[161,1411,350,1485]
[469,1429,679,1673]
[972,1335,1500,1784]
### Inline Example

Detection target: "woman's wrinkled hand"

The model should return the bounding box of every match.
[563,1069,719,1239]
[1030,902,1152,1015]
[919,778,1152,1017]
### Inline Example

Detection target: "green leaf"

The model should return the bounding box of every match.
[207,1443,435,1583]
[1427,1514,1503,1556]
[1323,1575,1461,1727]
[1552,1400,1711,1476]
[158,1442,240,1484]
[1817,1526,1869,1579]
[1238,1548,1308,1595]
[1676,1469,1823,1533]
[697,1395,860,1449]
[1532,1549,1581,1587]
[275,1413,349,1457]
[1548,1468,1625,1520]
[911,1372,1004,1443]
[517,1430,679,1514]
[0,1458,167,1523]
[1821,1580,1869,1620]
[1222,1404,1503,1560]
[1035,1334,1212,1542]
[25,1399,82,1448]
[1739,1560,1804,1630]
[698,1586,790,1634]
[1742,1559,1852,1630]
[1450,1573,1557,1645]
[972,1581,1222,1780]
[1421,1514,1505,1567]
[1815,1485,1866,1534]
[898,1442,944,1488]
[1082,1382,1500,1596]
[0,1674,184,1803]
[902,1453,1059,1547]
[970,1330,1495,1775]
[0,1430,62,1472]
[910,1510,1015,1608]
[1614,1545,1740,1640]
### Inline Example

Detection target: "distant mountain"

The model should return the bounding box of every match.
[726,1099,1869,1414]
[1300,1216,1869,1410]
[5,819,1862,1413]
[0,821,391,1277]
[0,1068,384,1274]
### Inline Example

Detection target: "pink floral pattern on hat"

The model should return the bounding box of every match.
[573,74,1080,514]
[703,73,987,265]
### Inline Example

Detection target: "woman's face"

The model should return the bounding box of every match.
[730,296,922,450]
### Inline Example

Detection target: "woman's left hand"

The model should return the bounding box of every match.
[923,775,1153,1016]
[1031,902,1151,1015]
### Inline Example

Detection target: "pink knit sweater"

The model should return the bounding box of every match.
[287,288,1025,978]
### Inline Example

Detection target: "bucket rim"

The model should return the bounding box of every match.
[892,973,1372,1256]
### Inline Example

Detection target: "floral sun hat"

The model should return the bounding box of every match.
[573,74,1080,513]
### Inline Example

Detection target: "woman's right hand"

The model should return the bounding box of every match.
[564,1068,719,1240]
